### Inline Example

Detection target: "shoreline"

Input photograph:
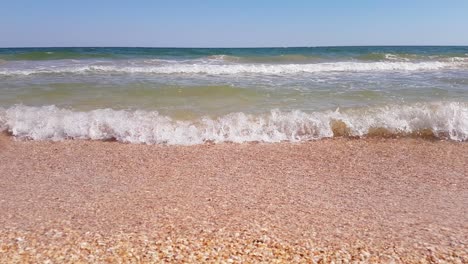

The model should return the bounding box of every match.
[1,135,467,262]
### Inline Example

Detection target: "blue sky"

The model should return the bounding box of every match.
[1,0,468,47]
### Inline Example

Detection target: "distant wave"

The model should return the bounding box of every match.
[1,48,467,63]
[356,52,468,62]
[206,54,324,63]
[1,60,467,76]
[209,53,468,63]
[1,102,467,144]
[0,51,117,61]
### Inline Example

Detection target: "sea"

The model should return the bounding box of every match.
[0,46,467,145]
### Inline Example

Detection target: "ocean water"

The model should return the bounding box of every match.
[0,46,467,144]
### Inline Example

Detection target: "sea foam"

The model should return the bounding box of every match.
[1,102,467,145]
[0,60,466,76]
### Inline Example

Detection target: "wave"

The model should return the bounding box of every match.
[205,54,323,64]
[207,53,468,64]
[0,51,117,61]
[356,53,468,62]
[1,102,467,145]
[1,47,467,63]
[356,53,418,61]
[1,60,466,76]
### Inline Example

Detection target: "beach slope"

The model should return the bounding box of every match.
[0,135,467,262]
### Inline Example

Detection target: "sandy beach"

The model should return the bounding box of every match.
[0,134,467,262]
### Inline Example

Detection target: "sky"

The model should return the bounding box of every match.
[1,0,468,47]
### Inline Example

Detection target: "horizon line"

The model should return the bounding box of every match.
[1,44,468,49]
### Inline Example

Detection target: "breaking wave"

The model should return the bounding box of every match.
[1,102,467,145]
[1,60,467,76]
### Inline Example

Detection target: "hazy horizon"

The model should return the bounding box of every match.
[2,45,468,49]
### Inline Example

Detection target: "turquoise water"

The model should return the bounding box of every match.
[1,46,468,61]
[0,47,467,144]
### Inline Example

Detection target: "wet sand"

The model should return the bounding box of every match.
[0,135,467,262]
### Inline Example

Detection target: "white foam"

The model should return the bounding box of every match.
[1,102,467,144]
[0,60,466,76]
